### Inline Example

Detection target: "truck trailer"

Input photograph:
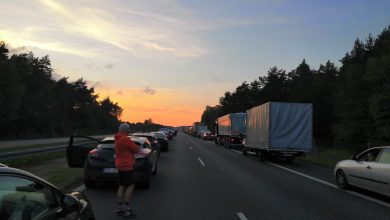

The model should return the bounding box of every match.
[215,113,246,149]
[243,102,312,162]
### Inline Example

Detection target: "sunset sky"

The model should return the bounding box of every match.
[1,0,390,126]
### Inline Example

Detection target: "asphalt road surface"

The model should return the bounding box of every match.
[82,133,390,220]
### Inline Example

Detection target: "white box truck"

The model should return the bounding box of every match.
[243,102,312,162]
[215,113,246,149]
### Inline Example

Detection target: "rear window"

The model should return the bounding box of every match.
[153,132,166,138]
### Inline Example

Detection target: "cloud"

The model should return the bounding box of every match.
[51,71,63,81]
[105,64,113,69]
[143,86,156,95]
[8,45,28,54]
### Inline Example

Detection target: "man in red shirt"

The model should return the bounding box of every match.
[115,123,139,217]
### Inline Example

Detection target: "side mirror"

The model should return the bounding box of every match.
[62,194,79,211]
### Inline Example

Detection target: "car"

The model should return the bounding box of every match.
[66,135,158,189]
[334,146,390,196]
[151,131,169,152]
[132,133,161,156]
[201,130,214,141]
[0,164,95,220]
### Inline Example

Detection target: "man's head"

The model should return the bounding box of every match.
[118,123,130,135]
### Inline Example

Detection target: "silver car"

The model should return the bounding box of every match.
[334,146,390,196]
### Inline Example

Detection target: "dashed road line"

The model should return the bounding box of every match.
[198,157,206,167]
[237,212,248,220]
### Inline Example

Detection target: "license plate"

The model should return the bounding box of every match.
[103,168,118,173]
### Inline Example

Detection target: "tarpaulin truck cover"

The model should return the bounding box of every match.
[217,113,246,136]
[245,102,312,152]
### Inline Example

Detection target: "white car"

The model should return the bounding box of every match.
[334,146,390,196]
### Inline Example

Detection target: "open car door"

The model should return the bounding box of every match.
[67,135,101,167]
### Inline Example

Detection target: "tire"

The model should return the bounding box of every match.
[141,178,150,189]
[152,163,158,175]
[84,177,96,188]
[242,147,248,156]
[336,170,349,189]
[258,151,266,161]
[286,157,294,163]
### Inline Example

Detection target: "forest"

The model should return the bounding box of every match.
[0,41,122,139]
[201,25,390,148]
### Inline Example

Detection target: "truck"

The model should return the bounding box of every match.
[243,102,312,162]
[215,113,246,149]
[192,122,208,137]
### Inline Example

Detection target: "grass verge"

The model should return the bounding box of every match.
[298,147,358,168]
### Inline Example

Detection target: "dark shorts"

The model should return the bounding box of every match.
[118,170,135,187]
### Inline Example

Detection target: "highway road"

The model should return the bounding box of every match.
[82,133,390,220]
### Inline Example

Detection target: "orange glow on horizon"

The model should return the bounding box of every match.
[96,88,206,127]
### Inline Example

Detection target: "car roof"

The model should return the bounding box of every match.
[132,133,155,137]
[102,136,115,141]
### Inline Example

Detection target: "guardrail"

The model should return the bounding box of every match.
[0,144,68,159]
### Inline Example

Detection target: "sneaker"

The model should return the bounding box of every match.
[117,209,136,218]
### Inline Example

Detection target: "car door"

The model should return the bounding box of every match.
[144,141,157,172]
[347,149,381,189]
[67,135,101,168]
[370,148,390,196]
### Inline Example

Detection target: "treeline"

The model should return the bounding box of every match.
[127,118,165,133]
[0,42,123,139]
[201,25,390,148]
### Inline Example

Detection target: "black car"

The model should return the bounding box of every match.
[66,135,158,189]
[0,164,95,220]
[132,133,161,156]
[151,131,169,151]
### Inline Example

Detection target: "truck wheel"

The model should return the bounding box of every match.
[286,157,294,163]
[242,147,248,156]
[258,151,266,161]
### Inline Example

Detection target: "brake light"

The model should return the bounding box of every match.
[154,140,158,144]
[135,153,147,159]
[89,149,98,158]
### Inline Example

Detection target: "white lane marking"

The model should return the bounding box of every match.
[189,146,193,150]
[73,184,86,192]
[198,157,206,167]
[237,212,248,220]
[232,149,390,208]
[266,162,390,208]
[266,162,337,188]
[233,150,241,154]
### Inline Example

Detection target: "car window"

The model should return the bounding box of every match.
[0,176,60,219]
[357,149,381,162]
[378,149,390,164]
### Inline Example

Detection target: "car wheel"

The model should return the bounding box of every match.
[140,178,150,189]
[84,178,96,188]
[336,170,349,189]
[258,151,266,161]
[152,163,158,175]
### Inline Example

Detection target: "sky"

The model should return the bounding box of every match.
[1,0,390,126]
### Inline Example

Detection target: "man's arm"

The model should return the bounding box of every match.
[124,138,140,153]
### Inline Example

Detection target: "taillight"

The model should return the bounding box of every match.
[154,140,158,144]
[89,149,98,158]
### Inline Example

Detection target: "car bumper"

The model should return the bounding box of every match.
[85,159,151,184]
